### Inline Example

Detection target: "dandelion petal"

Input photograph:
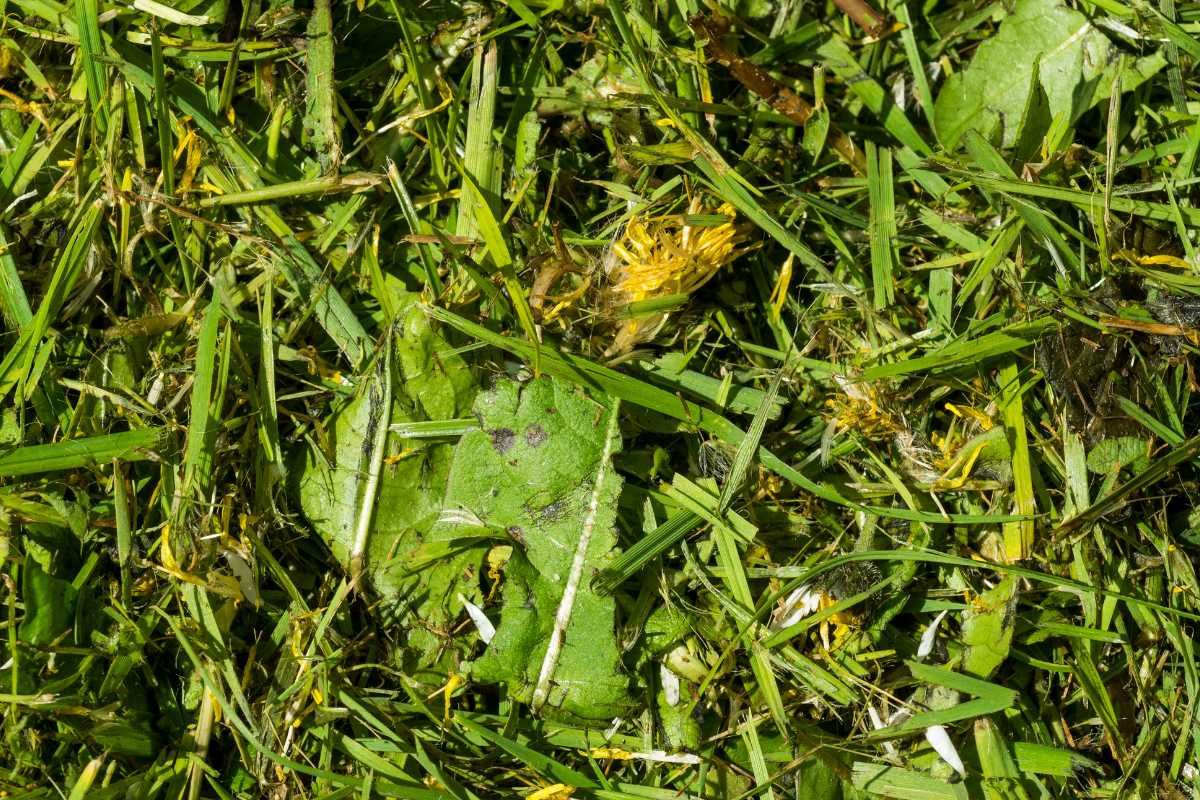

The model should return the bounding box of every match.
[458,593,495,643]
[868,705,886,730]
[925,725,965,776]
[661,662,681,707]
[917,609,949,660]
[772,584,822,630]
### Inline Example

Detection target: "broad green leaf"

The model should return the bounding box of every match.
[439,375,631,722]
[75,712,160,759]
[1086,436,1151,474]
[295,295,479,673]
[934,0,1157,148]
[20,556,79,646]
[793,757,845,800]
[961,574,1018,678]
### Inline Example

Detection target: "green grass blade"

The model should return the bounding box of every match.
[0,224,31,328]
[866,142,897,310]
[998,362,1035,560]
[178,297,221,502]
[851,762,969,799]
[74,0,110,133]
[0,429,166,477]
[303,0,340,170]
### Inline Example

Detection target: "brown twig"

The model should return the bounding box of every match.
[831,0,888,37]
[689,14,866,175]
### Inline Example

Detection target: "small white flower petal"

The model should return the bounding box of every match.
[772,584,822,630]
[834,374,871,402]
[869,705,900,756]
[458,593,495,643]
[868,705,886,730]
[917,609,950,661]
[661,662,681,707]
[925,725,965,777]
[605,718,623,739]
[1095,17,1141,39]
[892,75,907,110]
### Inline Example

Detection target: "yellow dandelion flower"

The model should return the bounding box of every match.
[604,198,749,356]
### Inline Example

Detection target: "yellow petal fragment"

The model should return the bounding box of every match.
[528,784,574,800]
[584,748,634,760]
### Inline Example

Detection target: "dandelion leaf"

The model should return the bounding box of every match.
[436,376,632,722]
[934,0,1162,149]
[1086,436,1151,475]
[962,574,1018,678]
[295,295,480,675]
[19,556,79,647]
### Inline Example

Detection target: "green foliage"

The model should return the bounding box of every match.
[438,376,631,722]
[960,575,1017,679]
[934,0,1161,149]
[18,557,78,647]
[3,0,1199,795]
[296,295,479,673]
[1086,435,1152,474]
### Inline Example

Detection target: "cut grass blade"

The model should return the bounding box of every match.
[0,428,166,477]
[74,0,110,134]
[0,201,103,403]
[0,224,32,328]
[592,510,703,595]
[178,297,222,504]
[866,142,897,310]
[998,362,1035,560]
[455,42,500,245]
[851,762,969,799]
[303,0,340,170]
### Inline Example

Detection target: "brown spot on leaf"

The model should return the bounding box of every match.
[489,427,516,453]
[525,424,548,447]
[538,499,567,522]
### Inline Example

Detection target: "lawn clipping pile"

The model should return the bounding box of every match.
[2,0,1200,796]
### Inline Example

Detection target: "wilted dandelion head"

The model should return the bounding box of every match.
[896,403,999,487]
[602,198,749,356]
[825,375,900,439]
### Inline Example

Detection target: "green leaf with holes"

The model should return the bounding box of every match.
[435,375,632,722]
[294,294,480,676]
